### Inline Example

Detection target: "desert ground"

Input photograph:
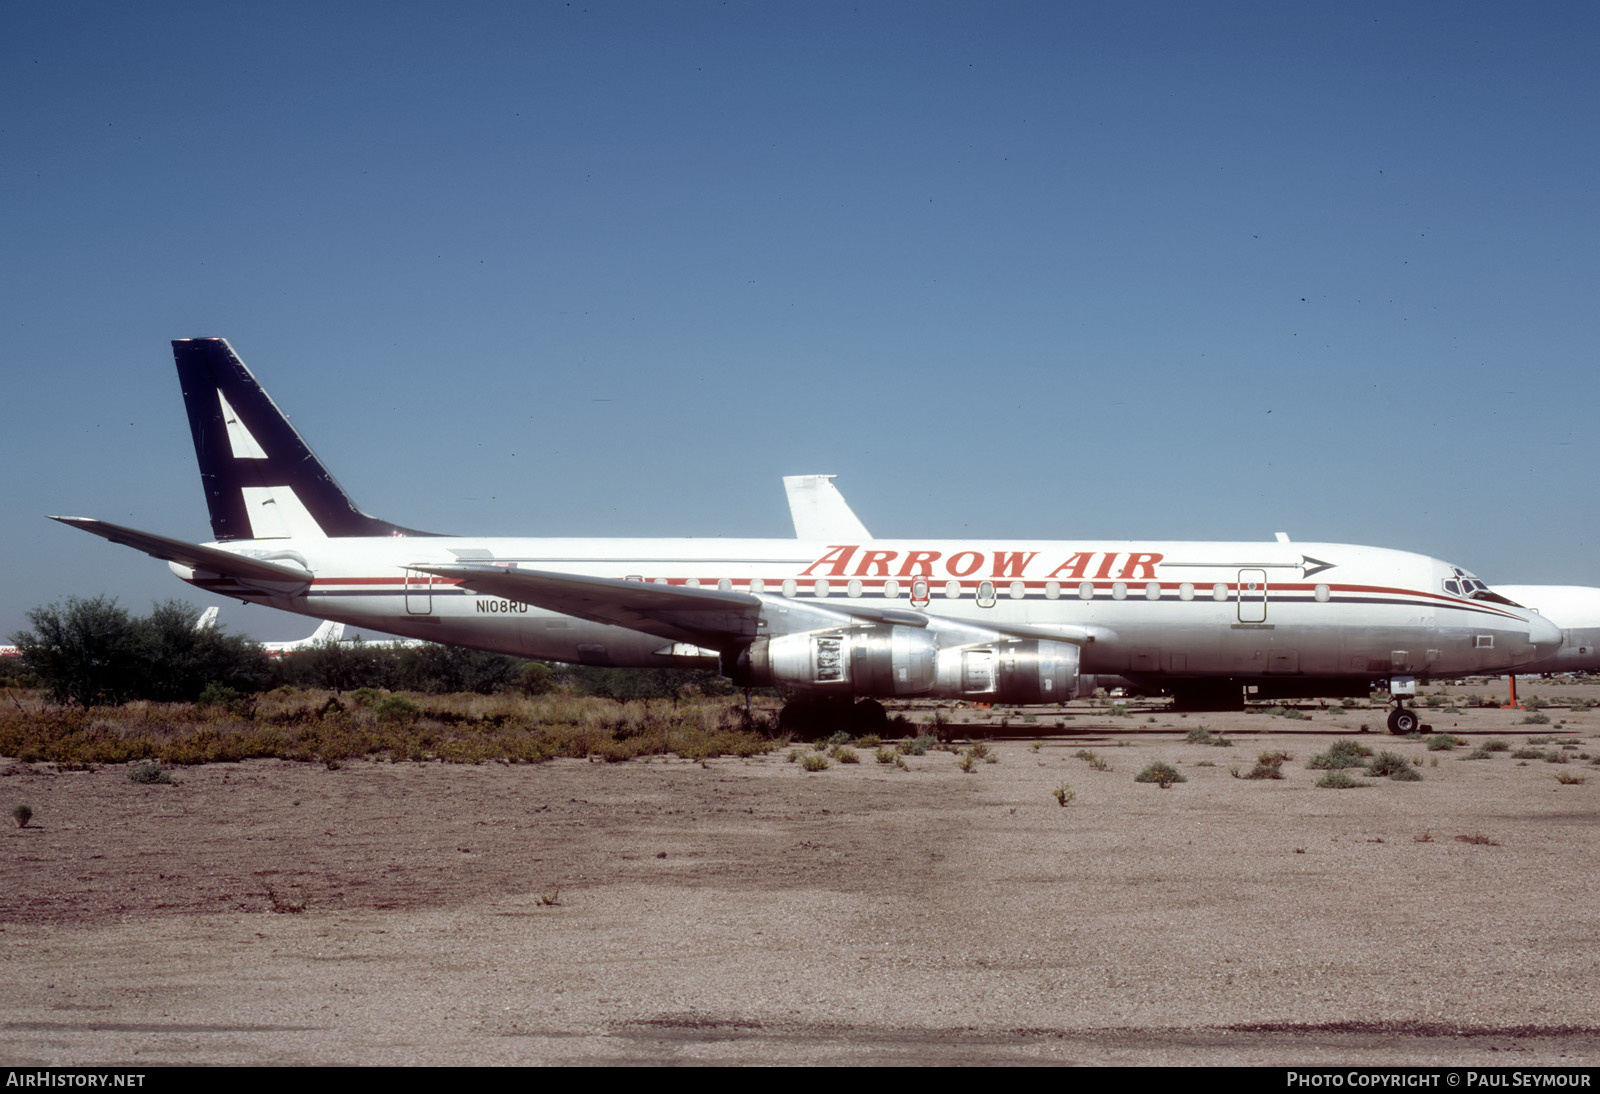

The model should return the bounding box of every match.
[3,678,1599,1066]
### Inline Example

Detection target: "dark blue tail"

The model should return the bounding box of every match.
[173,338,439,541]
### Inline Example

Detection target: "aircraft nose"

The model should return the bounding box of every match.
[1527,612,1564,658]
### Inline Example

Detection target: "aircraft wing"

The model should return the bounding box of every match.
[51,516,314,594]
[416,564,765,648]
[418,563,1096,649]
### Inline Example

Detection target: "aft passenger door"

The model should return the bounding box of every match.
[1237,569,1267,624]
[406,568,434,615]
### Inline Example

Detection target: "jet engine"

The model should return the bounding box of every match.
[732,624,937,696]
[729,626,1083,704]
[933,638,1082,704]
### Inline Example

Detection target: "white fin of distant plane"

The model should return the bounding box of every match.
[783,475,871,541]
[306,620,344,644]
[194,606,219,632]
[263,618,347,654]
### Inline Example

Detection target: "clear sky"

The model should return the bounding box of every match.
[4,1,1597,641]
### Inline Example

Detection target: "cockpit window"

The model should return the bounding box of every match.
[1472,586,1522,607]
[1444,567,1523,607]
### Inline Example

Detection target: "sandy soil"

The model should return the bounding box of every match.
[3,682,1599,1066]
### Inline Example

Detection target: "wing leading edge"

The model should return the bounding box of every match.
[415,565,764,649]
[416,563,1096,650]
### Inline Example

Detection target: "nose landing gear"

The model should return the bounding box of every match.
[1386,704,1419,735]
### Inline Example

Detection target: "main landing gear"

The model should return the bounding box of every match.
[777,695,889,739]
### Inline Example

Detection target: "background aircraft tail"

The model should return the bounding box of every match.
[783,474,872,540]
[172,338,437,541]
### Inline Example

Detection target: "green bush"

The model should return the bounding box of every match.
[11,597,268,706]
[1074,748,1111,771]
[1307,740,1373,769]
[1241,750,1291,780]
[1134,761,1185,788]
[1366,751,1422,781]
[373,694,422,723]
[1315,770,1361,789]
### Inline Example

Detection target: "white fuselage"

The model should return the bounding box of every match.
[177,534,1559,682]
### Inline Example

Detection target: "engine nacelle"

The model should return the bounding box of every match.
[729,628,1082,704]
[732,624,938,695]
[932,638,1082,704]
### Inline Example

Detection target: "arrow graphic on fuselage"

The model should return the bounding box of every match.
[1163,556,1336,580]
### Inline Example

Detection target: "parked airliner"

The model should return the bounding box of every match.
[262,619,345,657]
[1488,586,1600,676]
[782,476,1590,724]
[54,339,1562,733]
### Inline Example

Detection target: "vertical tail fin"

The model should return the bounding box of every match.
[307,620,345,645]
[172,338,437,541]
[783,474,872,540]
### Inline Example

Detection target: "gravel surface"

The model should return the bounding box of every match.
[3,694,1598,1065]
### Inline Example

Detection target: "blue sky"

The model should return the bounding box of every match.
[4,1,1597,641]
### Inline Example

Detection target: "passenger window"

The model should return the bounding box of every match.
[977,581,997,608]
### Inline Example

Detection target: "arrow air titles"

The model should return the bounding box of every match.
[800,546,1163,582]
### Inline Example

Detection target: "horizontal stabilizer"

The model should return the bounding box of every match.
[51,516,313,594]
[417,564,764,648]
